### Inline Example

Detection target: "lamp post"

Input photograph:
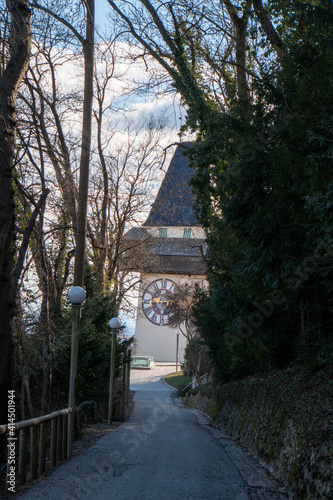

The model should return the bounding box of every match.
[126,342,133,406]
[121,344,126,421]
[108,317,120,424]
[67,286,86,457]
[176,332,179,373]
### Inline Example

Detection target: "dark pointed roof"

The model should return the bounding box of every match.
[143,142,199,227]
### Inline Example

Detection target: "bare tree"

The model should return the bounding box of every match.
[88,123,167,304]
[4,0,183,418]
[15,36,80,413]
[11,21,172,414]
[106,0,286,114]
[167,282,211,384]
[32,0,95,287]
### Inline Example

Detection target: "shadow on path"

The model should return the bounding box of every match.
[17,364,289,500]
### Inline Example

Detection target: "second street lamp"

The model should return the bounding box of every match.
[67,286,86,456]
[108,317,121,424]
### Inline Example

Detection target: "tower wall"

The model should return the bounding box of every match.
[134,273,205,362]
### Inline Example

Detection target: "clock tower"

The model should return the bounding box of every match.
[125,143,206,362]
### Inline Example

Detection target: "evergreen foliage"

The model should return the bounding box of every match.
[52,266,120,405]
[187,1,333,380]
[13,266,121,418]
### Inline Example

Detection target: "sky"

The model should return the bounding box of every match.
[92,1,177,336]
[95,0,114,30]
[93,0,189,139]
[55,1,190,336]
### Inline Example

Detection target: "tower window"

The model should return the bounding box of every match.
[159,228,168,238]
[183,228,192,239]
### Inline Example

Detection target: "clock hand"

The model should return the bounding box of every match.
[150,297,173,308]
[150,297,163,306]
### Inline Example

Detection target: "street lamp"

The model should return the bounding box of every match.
[67,286,86,456]
[108,317,121,424]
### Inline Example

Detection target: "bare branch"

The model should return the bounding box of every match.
[251,0,286,55]
[12,188,50,302]
[30,1,85,45]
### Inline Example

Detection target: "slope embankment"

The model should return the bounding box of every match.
[184,362,333,499]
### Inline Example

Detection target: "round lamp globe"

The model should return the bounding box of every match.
[68,286,86,305]
[109,317,121,329]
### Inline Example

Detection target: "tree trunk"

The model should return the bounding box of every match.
[11,188,50,302]
[234,19,248,103]
[223,0,250,103]
[40,287,51,415]
[251,0,286,56]
[0,0,31,457]
[36,214,55,415]
[95,99,109,293]
[74,0,95,287]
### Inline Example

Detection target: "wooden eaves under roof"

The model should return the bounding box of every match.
[124,143,207,276]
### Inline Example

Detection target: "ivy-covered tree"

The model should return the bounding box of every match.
[108,0,333,379]
[190,1,333,379]
[0,0,31,456]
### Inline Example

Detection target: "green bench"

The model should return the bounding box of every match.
[130,356,155,369]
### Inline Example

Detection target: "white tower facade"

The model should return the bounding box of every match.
[126,144,206,362]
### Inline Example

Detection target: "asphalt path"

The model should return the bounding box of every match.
[18,364,289,499]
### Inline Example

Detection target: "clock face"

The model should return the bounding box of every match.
[141,278,177,326]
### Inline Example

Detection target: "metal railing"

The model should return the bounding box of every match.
[0,407,72,490]
[180,373,209,395]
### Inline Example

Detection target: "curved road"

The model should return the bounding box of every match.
[19,364,289,499]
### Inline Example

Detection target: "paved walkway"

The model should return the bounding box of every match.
[130,362,177,392]
[18,364,289,500]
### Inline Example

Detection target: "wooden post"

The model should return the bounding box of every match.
[57,415,63,461]
[50,419,57,467]
[62,414,68,460]
[18,428,27,485]
[38,422,47,474]
[30,426,38,480]
[6,433,13,492]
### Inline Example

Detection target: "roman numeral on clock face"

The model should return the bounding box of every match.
[144,305,153,316]
[151,313,157,323]
[142,278,177,325]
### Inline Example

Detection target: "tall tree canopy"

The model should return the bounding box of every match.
[108,0,333,379]
[0,0,174,424]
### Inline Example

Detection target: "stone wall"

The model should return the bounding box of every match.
[184,363,333,499]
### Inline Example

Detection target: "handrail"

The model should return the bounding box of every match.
[1,407,72,492]
[180,373,209,395]
[0,407,72,434]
